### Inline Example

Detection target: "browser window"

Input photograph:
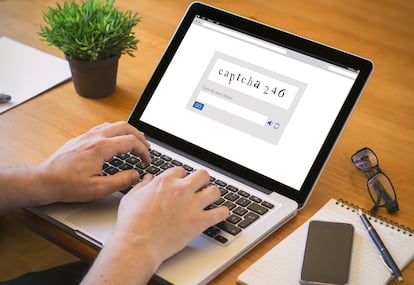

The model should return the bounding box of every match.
[141,16,358,190]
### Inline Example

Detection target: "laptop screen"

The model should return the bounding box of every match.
[129,3,372,206]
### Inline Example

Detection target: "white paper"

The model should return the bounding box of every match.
[238,199,414,285]
[0,37,71,114]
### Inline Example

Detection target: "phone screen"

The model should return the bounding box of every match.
[300,220,354,285]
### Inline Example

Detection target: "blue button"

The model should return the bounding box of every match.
[193,101,204,110]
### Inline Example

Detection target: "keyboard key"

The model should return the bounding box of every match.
[116,153,130,160]
[136,161,150,169]
[135,168,144,175]
[150,149,161,157]
[160,162,173,170]
[214,198,225,205]
[104,166,119,175]
[215,180,227,187]
[171,159,183,166]
[237,190,250,197]
[205,204,217,211]
[247,203,268,215]
[227,214,242,224]
[126,156,140,165]
[233,206,248,216]
[222,201,236,210]
[224,193,239,202]
[146,166,161,175]
[109,158,123,167]
[250,195,262,203]
[214,235,228,244]
[226,185,238,192]
[183,164,194,172]
[151,157,164,166]
[160,154,172,161]
[262,201,275,209]
[238,212,260,228]
[236,197,251,207]
[216,221,242,235]
[219,187,228,196]
[203,227,220,237]
[119,163,133,170]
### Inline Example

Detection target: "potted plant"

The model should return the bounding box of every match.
[39,0,140,98]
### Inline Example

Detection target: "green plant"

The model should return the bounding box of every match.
[39,0,140,61]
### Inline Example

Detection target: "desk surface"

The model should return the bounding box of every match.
[1,0,413,284]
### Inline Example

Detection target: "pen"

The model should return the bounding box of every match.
[358,209,403,282]
[0,93,12,104]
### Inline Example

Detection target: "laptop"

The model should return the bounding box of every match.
[30,2,373,284]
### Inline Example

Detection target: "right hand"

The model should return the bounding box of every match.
[115,167,229,266]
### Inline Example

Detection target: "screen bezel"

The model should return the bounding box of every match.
[128,2,373,207]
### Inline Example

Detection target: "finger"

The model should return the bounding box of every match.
[97,121,135,136]
[129,173,154,194]
[100,135,151,162]
[202,206,230,228]
[184,169,211,192]
[141,173,154,183]
[159,165,187,179]
[89,170,140,199]
[195,185,221,209]
[100,121,150,148]
[90,121,151,155]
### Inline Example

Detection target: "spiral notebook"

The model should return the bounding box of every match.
[238,198,414,285]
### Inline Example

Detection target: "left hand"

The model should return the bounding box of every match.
[37,121,151,204]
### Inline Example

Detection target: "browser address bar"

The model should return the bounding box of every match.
[202,22,287,55]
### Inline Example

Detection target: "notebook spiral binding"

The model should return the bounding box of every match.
[336,198,414,236]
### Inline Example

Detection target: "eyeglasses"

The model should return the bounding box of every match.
[351,147,399,216]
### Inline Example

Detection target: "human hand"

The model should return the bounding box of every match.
[117,167,229,263]
[37,121,151,204]
[83,167,229,284]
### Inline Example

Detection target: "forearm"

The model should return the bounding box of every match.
[0,166,55,212]
[0,122,150,212]
[81,234,160,285]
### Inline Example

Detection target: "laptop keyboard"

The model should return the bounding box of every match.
[102,149,275,246]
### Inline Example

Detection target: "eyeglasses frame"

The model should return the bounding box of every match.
[351,147,399,215]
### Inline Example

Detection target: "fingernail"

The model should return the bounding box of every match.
[132,170,140,182]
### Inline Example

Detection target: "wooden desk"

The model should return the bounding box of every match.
[1,0,413,284]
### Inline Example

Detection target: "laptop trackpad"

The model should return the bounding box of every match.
[64,194,120,245]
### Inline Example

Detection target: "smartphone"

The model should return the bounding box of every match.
[300,220,354,285]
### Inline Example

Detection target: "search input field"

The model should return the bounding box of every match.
[196,91,268,126]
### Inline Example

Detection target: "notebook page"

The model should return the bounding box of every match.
[0,37,71,114]
[238,199,414,285]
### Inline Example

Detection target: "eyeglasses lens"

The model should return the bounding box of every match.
[367,173,396,204]
[352,148,378,171]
